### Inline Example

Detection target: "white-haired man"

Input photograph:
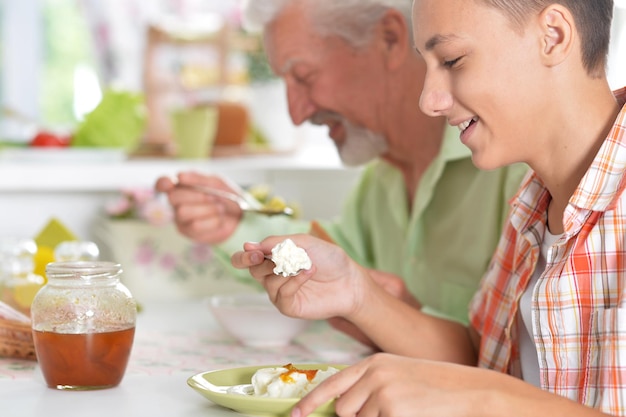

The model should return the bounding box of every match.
[155,0,527,347]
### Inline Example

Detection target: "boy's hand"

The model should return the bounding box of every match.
[231,235,370,321]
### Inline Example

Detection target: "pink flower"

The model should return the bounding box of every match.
[140,199,173,226]
[135,241,156,265]
[189,244,213,264]
[108,187,175,225]
[105,196,133,217]
[159,253,177,271]
[127,188,155,206]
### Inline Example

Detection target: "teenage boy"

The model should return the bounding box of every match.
[232,0,626,416]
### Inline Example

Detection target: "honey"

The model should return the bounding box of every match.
[33,327,135,389]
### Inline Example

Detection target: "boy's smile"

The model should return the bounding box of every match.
[457,116,479,145]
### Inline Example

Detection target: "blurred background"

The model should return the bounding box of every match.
[0,0,315,154]
[2,0,250,124]
[0,0,362,256]
[1,0,624,149]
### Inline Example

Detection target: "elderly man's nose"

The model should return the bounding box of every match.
[286,85,315,125]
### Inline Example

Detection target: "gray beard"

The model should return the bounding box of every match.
[337,120,389,166]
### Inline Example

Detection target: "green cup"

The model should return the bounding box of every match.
[171,106,219,159]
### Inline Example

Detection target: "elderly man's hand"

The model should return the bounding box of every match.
[154,172,242,244]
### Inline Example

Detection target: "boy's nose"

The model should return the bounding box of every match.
[419,74,453,117]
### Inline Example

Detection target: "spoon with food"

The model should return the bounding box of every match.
[178,184,294,217]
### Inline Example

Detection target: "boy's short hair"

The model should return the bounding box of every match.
[479,0,613,77]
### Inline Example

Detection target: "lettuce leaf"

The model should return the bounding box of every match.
[72,90,147,151]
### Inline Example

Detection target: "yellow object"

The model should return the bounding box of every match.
[33,246,55,281]
[33,218,78,283]
[248,184,271,203]
[13,278,45,310]
[265,196,287,211]
[34,218,78,249]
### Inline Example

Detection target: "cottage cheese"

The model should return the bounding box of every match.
[252,364,339,398]
[270,239,312,277]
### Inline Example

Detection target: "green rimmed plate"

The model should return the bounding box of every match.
[187,364,346,416]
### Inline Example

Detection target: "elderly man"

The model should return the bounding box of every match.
[155,0,527,339]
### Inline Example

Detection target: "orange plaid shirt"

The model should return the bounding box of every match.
[470,87,626,415]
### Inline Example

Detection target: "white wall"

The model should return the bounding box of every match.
[609,3,626,89]
[1,0,41,120]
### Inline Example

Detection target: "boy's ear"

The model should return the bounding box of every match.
[377,9,409,70]
[538,5,575,68]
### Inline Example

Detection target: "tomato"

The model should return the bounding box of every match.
[30,131,71,147]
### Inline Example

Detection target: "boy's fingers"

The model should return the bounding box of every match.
[231,249,264,268]
[293,364,364,417]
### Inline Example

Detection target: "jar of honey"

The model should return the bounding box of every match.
[30,261,136,390]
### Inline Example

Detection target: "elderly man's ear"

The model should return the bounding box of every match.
[376,9,411,70]
[538,4,575,68]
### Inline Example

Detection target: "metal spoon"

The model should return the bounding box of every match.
[181,185,294,217]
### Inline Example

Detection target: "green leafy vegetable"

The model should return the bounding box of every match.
[72,90,147,152]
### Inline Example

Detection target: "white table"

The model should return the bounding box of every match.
[0,301,371,416]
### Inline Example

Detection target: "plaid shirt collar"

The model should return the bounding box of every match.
[510,88,626,239]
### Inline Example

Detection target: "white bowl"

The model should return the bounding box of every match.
[207,293,311,347]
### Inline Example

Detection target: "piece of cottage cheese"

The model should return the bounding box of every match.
[270,239,312,277]
[251,364,340,398]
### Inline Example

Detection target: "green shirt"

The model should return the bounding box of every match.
[214,128,528,324]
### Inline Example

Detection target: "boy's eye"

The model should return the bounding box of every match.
[443,56,462,68]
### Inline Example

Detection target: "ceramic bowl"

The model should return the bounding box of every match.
[207,293,311,347]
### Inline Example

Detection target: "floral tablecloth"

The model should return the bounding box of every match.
[0,301,372,380]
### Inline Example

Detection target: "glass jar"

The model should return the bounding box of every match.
[30,261,136,390]
[53,240,100,262]
[0,237,45,315]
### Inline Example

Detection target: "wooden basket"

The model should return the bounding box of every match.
[0,317,36,361]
